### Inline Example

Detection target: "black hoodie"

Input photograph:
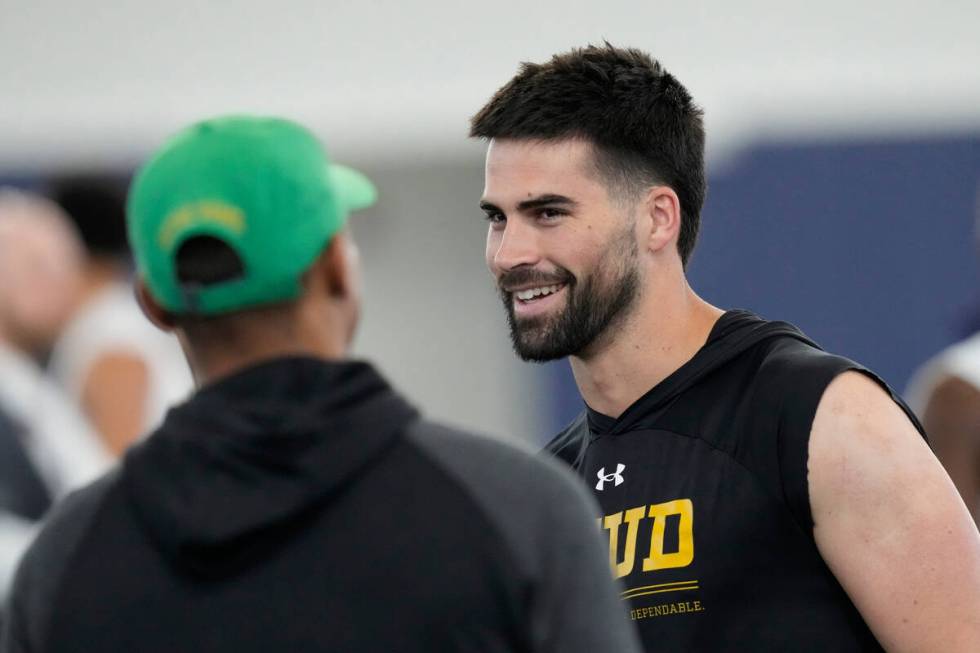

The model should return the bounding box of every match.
[546,310,924,652]
[3,357,641,653]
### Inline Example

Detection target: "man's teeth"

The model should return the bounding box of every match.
[515,285,563,301]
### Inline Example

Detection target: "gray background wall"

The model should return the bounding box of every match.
[349,160,549,440]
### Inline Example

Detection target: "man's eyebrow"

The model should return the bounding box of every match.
[516,194,577,212]
[479,194,578,214]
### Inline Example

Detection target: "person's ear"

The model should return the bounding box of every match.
[316,230,360,300]
[134,280,177,331]
[640,185,683,256]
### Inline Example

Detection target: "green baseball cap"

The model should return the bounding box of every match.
[127,115,376,315]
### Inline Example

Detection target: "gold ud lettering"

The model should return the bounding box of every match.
[599,499,694,579]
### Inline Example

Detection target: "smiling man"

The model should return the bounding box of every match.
[471,45,980,652]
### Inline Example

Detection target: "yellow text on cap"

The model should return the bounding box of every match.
[158,200,246,250]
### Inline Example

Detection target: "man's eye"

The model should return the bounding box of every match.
[484,211,506,224]
[538,208,566,221]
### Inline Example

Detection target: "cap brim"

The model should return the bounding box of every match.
[329,164,377,212]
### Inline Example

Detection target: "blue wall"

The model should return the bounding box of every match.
[545,134,980,439]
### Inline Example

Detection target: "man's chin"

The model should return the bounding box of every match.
[509,328,568,363]
[513,346,565,363]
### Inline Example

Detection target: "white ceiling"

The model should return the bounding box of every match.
[2,0,978,169]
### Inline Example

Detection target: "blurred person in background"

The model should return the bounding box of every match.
[906,188,980,525]
[48,176,192,456]
[472,44,980,651]
[1,116,641,653]
[0,190,112,597]
[0,406,50,611]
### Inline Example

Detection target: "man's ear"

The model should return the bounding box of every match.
[640,185,683,256]
[134,280,177,331]
[316,230,358,300]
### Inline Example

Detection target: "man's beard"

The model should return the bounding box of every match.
[497,228,640,362]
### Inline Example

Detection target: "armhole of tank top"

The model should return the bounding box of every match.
[779,359,927,536]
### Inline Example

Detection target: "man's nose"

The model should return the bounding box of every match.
[491,219,541,272]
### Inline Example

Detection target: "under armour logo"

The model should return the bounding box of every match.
[596,464,626,491]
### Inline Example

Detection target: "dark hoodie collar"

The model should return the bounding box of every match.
[123,356,418,576]
[587,310,816,435]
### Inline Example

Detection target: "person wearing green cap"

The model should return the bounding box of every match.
[1,115,641,653]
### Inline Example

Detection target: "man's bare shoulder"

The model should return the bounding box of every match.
[808,371,980,652]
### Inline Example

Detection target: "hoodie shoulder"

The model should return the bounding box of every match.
[406,421,591,529]
[4,471,119,652]
[404,421,641,653]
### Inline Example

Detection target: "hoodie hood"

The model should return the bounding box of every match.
[122,356,418,576]
[591,310,817,435]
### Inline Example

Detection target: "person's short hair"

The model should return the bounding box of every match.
[48,175,130,259]
[470,44,706,266]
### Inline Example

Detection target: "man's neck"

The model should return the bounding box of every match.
[178,304,350,389]
[188,345,340,389]
[569,280,723,419]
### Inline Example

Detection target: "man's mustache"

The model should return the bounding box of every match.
[496,266,575,292]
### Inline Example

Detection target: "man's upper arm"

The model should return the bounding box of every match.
[809,371,980,652]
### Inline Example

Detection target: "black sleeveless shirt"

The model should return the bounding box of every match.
[546,310,924,652]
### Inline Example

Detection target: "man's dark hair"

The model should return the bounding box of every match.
[470,44,706,266]
[48,175,130,259]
